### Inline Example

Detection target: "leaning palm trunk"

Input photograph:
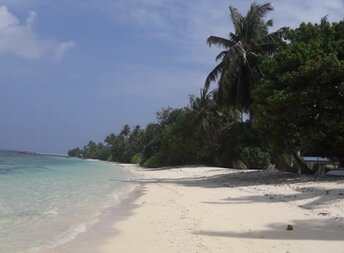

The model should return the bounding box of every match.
[289,149,314,174]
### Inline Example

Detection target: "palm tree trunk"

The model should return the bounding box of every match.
[289,149,313,174]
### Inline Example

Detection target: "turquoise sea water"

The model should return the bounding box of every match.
[0,151,135,253]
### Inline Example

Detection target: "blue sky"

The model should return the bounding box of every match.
[0,0,343,154]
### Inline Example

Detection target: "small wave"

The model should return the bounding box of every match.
[27,223,87,253]
[0,164,15,169]
[85,159,99,162]
[0,164,17,174]
[103,183,139,210]
[51,223,87,247]
[43,209,58,217]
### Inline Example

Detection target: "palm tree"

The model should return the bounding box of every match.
[188,89,239,144]
[120,124,131,139]
[188,89,218,141]
[205,2,287,113]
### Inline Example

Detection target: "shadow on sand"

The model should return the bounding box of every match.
[109,169,344,242]
[113,169,343,189]
[202,186,344,210]
[112,169,344,214]
[193,218,344,241]
[138,169,341,187]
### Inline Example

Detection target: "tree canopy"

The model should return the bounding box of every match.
[205,2,287,112]
[253,18,344,166]
[69,3,344,173]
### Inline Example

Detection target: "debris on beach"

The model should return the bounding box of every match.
[286,225,293,231]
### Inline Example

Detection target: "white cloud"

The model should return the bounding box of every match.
[87,0,344,65]
[54,41,76,60]
[25,10,36,27]
[0,5,19,28]
[270,0,344,28]
[4,0,342,62]
[0,5,75,59]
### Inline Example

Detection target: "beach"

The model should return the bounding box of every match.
[97,164,344,253]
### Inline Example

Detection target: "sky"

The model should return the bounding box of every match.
[0,0,343,154]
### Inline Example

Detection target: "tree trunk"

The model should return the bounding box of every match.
[290,149,314,174]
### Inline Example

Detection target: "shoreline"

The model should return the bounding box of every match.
[98,164,344,253]
[42,163,344,253]
[42,162,143,253]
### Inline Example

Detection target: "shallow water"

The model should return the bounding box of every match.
[0,151,135,253]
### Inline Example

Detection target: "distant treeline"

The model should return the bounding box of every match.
[69,105,271,169]
[69,3,344,172]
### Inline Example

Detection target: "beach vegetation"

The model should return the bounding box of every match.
[159,108,212,166]
[68,3,344,173]
[240,147,271,169]
[253,18,344,170]
[130,153,142,164]
[140,123,162,165]
[68,147,82,157]
[143,153,162,168]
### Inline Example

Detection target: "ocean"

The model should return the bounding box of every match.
[0,150,136,253]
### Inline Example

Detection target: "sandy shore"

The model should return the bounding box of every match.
[97,165,344,253]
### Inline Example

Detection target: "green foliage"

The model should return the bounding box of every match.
[216,122,269,168]
[159,109,212,166]
[253,19,344,166]
[79,141,110,160]
[130,154,142,164]
[140,123,162,165]
[205,2,287,112]
[68,147,82,158]
[143,154,162,168]
[155,107,210,167]
[240,147,271,169]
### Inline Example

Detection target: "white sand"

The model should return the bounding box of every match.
[99,165,344,253]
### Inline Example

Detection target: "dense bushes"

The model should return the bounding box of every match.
[240,147,271,169]
[142,154,162,168]
[130,154,142,164]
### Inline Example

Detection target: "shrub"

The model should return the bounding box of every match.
[240,147,271,169]
[232,160,247,170]
[107,155,113,162]
[130,154,142,164]
[143,154,162,168]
